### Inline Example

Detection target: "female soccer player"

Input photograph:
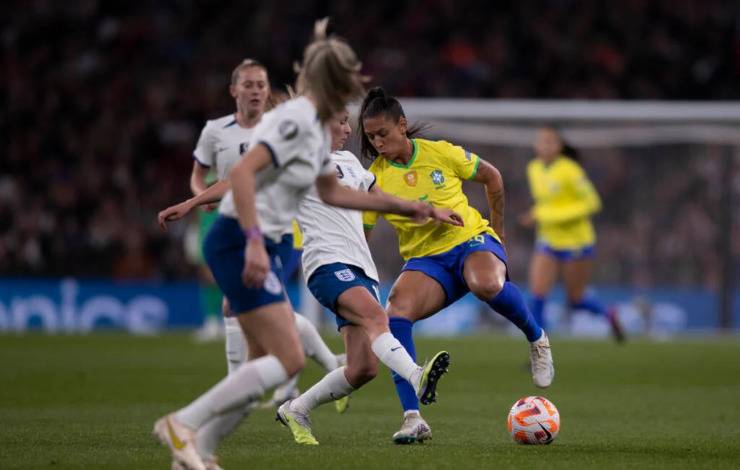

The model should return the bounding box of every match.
[519,127,624,340]
[359,87,554,444]
[154,21,451,470]
[275,109,456,445]
[175,58,345,468]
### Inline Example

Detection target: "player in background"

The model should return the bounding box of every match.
[519,127,625,341]
[359,87,554,444]
[276,110,456,445]
[154,20,452,469]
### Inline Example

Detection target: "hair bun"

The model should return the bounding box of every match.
[367,86,386,101]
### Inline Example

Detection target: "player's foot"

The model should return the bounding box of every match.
[276,400,319,445]
[334,394,350,414]
[153,414,206,470]
[416,351,451,405]
[392,411,432,445]
[194,317,224,343]
[607,307,626,343]
[530,332,554,388]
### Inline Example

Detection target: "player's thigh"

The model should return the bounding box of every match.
[336,286,388,333]
[562,258,592,302]
[462,250,507,300]
[236,301,305,375]
[341,325,379,382]
[386,270,447,322]
[528,252,560,297]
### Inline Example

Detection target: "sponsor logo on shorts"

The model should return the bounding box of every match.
[263,271,283,295]
[334,269,356,282]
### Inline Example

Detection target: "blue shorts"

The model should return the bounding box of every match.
[536,242,595,261]
[281,248,303,282]
[307,263,380,330]
[203,216,288,314]
[402,233,508,308]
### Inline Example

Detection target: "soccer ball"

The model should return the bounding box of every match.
[507,396,560,445]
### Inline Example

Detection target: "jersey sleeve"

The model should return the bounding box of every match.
[438,141,480,180]
[193,122,216,167]
[256,116,309,167]
[363,162,382,228]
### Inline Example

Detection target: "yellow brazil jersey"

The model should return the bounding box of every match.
[526,156,601,250]
[363,138,498,260]
[291,220,303,250]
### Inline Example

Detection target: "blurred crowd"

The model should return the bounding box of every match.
[1,0,738,287]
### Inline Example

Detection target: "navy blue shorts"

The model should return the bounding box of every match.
[402,233,508,308]
[203,216,288,314]
[536,242,595,261]
[281,248,303,281]
[307,263,380,330]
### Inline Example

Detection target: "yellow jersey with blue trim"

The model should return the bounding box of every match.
[363,138,498,260]
[526,156,601,250]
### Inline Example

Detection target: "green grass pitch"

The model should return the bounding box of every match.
[1,333,739,469]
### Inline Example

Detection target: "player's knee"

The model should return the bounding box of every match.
[470,277,505,301]
[387,291,414,320]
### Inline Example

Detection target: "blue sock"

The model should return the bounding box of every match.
[531,296,546,331]
[571,297,606,316]
[388,317,419,412]
[489,282,543,342]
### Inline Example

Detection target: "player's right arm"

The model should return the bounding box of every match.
[157,180,230,229]
[190,161,211,196]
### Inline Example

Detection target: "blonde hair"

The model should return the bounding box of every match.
[295,18,367,122]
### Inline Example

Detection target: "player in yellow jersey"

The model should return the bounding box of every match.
[359,87,554,444]
[520,127,624,341]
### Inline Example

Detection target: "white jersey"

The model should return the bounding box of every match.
[192,114,255,180]
[219,96,333,242]
[297,150,379,282]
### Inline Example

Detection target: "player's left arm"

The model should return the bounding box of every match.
[470,159,505,243]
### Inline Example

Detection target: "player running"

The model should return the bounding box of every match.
[275,109,457,445]
[359,87,555,444]
[153,21,451,470]
[519,127,625,340]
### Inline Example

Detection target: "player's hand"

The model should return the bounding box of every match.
[518,209,535,228]
[405,201,434,224]
[242,238,270,288]
[431,207,464,227]
[158,199,195,230]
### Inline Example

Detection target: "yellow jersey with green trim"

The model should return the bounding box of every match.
[526,156,601,250]
[363,138,498,260]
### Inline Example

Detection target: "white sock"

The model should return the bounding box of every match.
[370,332,422,392]
[294,312,338,372]
[176,355,287,429]
[196,403,253,458]
[291,366,354,414]
[404,409,420,418]
[272,374,300,403]
[224,316,246,374]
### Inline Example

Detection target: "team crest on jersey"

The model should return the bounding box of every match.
[278,120,298,140]
[239,141,250,154]
[263,271,283,295]
[334,269,356,282]
[430,169,445,186]
[404,170,418,187]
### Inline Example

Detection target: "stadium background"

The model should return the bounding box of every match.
[3,2,740,470]
[2,0,738,335]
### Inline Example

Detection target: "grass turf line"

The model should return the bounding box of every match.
[1,334,739,469]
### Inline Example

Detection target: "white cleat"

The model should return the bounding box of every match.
[153,415,206,470]
[530,332,555,388]
[392,412,432,445]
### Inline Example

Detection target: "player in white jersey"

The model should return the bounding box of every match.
[153,20,455,469]
[275,109,458,445]
[168,59,345,469]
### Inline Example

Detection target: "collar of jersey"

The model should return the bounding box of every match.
[387,139,418,169]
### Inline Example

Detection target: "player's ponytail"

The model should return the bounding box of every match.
[295,18,368,123]
[359,86,430,161]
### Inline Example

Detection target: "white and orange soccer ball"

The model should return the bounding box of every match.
[507,396,560,445]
